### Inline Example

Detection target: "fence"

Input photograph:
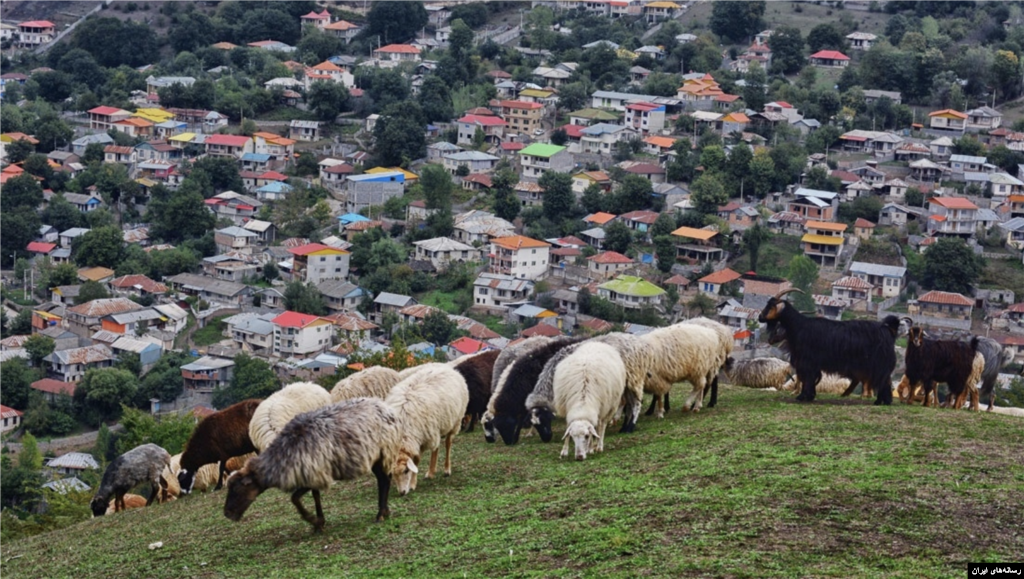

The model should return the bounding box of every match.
[877,310,972,331]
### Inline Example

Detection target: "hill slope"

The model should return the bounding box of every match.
[3,388,1023,579]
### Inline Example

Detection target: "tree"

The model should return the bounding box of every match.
[365,1,428,44]
[651,213,676,239]
[580,183,605,214]
[727,143,754,194]
[769,26,806,74]
[710,1,765,43]
[448,18,474,65]
[743,62,768,112]
[748,150,776,199]
[687,293,717,317]
[146,186,216,243]
[41,194,87,233]
[75,368,138,424]
[212,354,282,409]
[373,102,426,167]
[75,281,111,305]
[297,27,343,62]
[787,255,819,312]
[743,224,770,273]
[611,174,653,214]
[2,207,42,266]
[691,174,727,215]
[804,165,841,193]
[922,238,983,294]
[421,310,459,346]
[18,433,43,470]
[133,352,189,407]
[603,221,633,254]
[32,71,74,103]
[699,145,726,175]
[654,235,676,273]
[539,171,575,221]
[307,81,349,122]
[0,359,37,409]
[838,196,883,225]
[491,168,520,221]
[806,23,846,53]
[550,127,568,146]
[4,139,35,164]
[1,174,44,212]
[905,187,924,207]
[557,83,588,113]
[73,226,123,268]
[992,50,1021,101]
[71,17,158,68]
[419,76,453,123]
[56,48,106,90]
[49,263,79,287]
[283,281,328,315]
[421,164,454,212]
[34,119,74,154]
[23,335,55,368]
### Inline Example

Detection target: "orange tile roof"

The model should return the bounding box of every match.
[854,218,876,228]
[376,44,420,54]
[588,251,633,264]
[583,212,616,225]
[644,136,676,149]
[805,220,848,232]
[491,235,550,250]
[699,268,741,284]
[671,226,717,241]
[918,290,972,307]
[929,197,978,210]
[929,109,968,119]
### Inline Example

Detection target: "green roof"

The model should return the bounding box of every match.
[598,275,666,297]
[568,108,619,121]
[520,143,566,158]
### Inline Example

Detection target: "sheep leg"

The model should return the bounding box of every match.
[619,388,640,434]
[560,436,571,459]
[664,392,670,413]
[840,380,860,398]
[411,456,419,490]
[146,483,158,507]
[427,446,438,479]
[644,394,658,416]
[291,488,323,533]
[215,461,227,491]
[443,432,454,477]
[596,421,607,453]
[708,375,719,409]
[115,493,124,513]
[372,460,391,522]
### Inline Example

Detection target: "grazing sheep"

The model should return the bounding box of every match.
[449,349,499,432]
[640,323,726,417]
[782,373,852,395]
[104,494,150,514]
[947,352,985,411]
[975,337,1015,412]
[384,364,469,496]
[724,357,794,390]
[529,333,651,441]
[166,454,221,495]
[482,336,554,443]
[224,398,402,533]
[681,317,735,408]
[160,457,181,501]
[553,342,627,460]
[903,323,980,410]
[90,444,172,516]
[486,336,580,445]
[225,453,256,473]
[178,399,262,494]
[330,366,402,404]
[249,382,332,452]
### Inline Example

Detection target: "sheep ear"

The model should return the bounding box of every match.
[588,424,599,438]
[406,459,418,474]
[561,428,570,441]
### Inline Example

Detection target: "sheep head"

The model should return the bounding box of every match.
[223,464,265,522]
[758,289,804,323]
[177,469,196,496]
[391,451,419,496]
[492,414,520,446]
[89,495,108,517]
[481,411,497,443]
[563,420,598,461]
[530,407,555,443]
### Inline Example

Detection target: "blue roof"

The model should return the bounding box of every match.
[339,213,371,224]
[256,182,293,193]
[242,153,272,162]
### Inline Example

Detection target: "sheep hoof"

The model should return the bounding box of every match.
[375,509,390,523]
[444,470,451,477]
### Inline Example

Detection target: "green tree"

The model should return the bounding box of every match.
[283,281,328,315]
[742,62,768,112]
[18,433,43,470]
[365,1,428,44]
[75,368,138,425]
[556,82,588,113]
[687,292,717,317]
[373,102,426,167]
[419,76,454,123]
[905,187,924,207]
[749,150,776,198]
[0,359,38,409]
[421,310,460,346]
[307,80,349,122]
[297,27,343,62]
[787,255,819,312]
[1,174,44,212]
[992,50,1021,101]
[699,145,726,175]
[691,174,727,215]
[448,18,474,65]
[806,23,847,53]
[212,354,282,409]
[75,281,111,305]
[23,335,55,368]
[539,171,575,221]
[71,17,158,68]
[146,185,216,243]
[651,213,676,239]
[115,406,196,456]
[491,168,520,222]
[41,194,87,233]
[134,352,189,407]
[3,208,42,266]
[922,238,983,294]
[603,221,633,254]
[73,226,123,268]
[421,164,454,212]
[804,165,841,193]
[743,224,770,273]
[4,139,35,164]
[580,183,605,214]
[654,235,676,273]
[710,1,766,43]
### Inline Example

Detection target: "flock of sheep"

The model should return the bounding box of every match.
[87,289,1019,533]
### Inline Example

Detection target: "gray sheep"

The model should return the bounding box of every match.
[90,443,171,516]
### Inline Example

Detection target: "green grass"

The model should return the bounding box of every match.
[2,288,37,306]
[190,315,229,347]
[255,108,319,122]
[978,257,1024,291]
[731,234,803,277]
[4,388,1022,579]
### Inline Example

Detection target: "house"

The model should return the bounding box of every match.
[46,452,99,476]
[789,188,838,222]
[809,50,850,68]
[0,405,23,433]
[113,117,155,138]
[620,161,666,184]
[343,172,405,214]
[862,89,902,105]
[948,154,989,175]
[831,276,872,310]
[289,243,350,284]
[801,221,847,268]
[442,151,500,175]
[966,106,1002,131]
[453,210,515,245]
[87,106,132,130]
[597,275,665,309]
[881,178,909,198]
[110,336,162,368]
[205,191,264,225]
[618,210,661,238]
[77,266,115,285]
[65,297,141,338]
[495,100,544,135]
[569,108,620,126]
[214,226,259,255]
[717,202,760,230]
[623,102,666,135]
[917,290,973,320]
[272,311,334,358]
[70,132,114,156]
[472,273,533,310]
[571,171,613,195]
[317,280,366,313]
[16,20,55,47]
[579,123,637,154]
[205,134,252,158]
[45,344,116,383]
[930,136,954,158]
[181,356,235,392]
[319,159,355,190]
[698,268,741,296]
[988,172,1024,198]
[109,274,168,299]
[373,44,421,63]
[846,31,877,50]
[838,130,903,156]
[489,235,551,280]
[519,143,573,181]
[717,112,750,136]
[997,217,1024,250]
[303,60,354,90]
[929,109,968,133]
[372,292,417,325]
[927,197,978,238]
[413,237,481,271]
[242,219,276,245]
[100,307,165,336]
[165,273,251,305]
[289,120,321,142]
[324,20,360,43]
[587,251,633,279]
[153,303,188,334]
[221,312,274,355]
[671,226,723,263]
[879,203,917,227]
[324,311,377,342]
[849,261,906,298]
[456,114,506,146]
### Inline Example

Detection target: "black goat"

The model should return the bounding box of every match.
[758,289,899,405]
[903,323,980,409]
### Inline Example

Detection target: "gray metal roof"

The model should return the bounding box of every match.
[43,477,91,493]
[181,355,235,371]
[108,309,164,324]
[223,312,276,335]
[850,261,907,278]
[46,452,99,470]
[374,292,415,307]
[998,217,1024,231]
[317,279,363,299]
[950,154,987,164]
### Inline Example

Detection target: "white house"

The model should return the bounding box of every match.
[489,235,551,280]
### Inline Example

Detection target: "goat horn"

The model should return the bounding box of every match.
[773,288,805,300]
[900,316,914,327]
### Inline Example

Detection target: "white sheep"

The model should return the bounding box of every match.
[384,363,469,495]
[249,382,332,452]
[681,317,735,408]
[331,366,403,404]
[553,342,627,460]
[224,398,403,532]
[640,323,726,417]
[781,373,852,395]
[724,357,794,390]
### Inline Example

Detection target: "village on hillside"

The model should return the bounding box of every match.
[1,0,1024,544]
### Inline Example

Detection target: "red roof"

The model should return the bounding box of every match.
[258,171,288,181]
[551,247,582,257]
[110,274,168,294]
[918,290,972,307]
[26,241,56,253]
[929,197,978,210]
[31,379,76,397]
[588,251,633,264]
[0,405,23,420]
[272,311,326,328]
[618,210,660,224]
[206,134,250,147]
[463,173,493,187]
[773,101,794,109]
[854,218,876,228]
[625,102,660,112]
[323,163,354,174]
[88,106,124,116]
[561,124,586,138]
[521,323,562,338]
[555,235,587,247]
[20,20,55,28]
[623,163,666,175]
[810,50,850,61]
[458,114,506,127]
[376,44,420,54]
[288,243,347,256]
[501,142,525,151]
[664,274,690,286]
[450,336,489,356]
[699,268,741,285]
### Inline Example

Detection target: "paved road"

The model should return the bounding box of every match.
[5,424,123,455]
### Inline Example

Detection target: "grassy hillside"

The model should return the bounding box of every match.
[3,387,1022,579]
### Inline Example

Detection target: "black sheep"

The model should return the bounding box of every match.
[904,324,980,409]
[450,349,499,432]
[178,399,262,493]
